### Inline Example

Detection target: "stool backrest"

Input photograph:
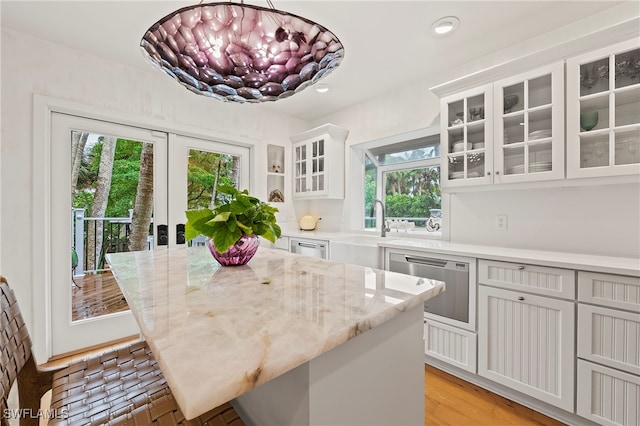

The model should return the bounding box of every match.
[0,276,33,424]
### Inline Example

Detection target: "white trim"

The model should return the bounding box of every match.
[31,94,257,361]
[350,125,443,237]
[429,9,639,97]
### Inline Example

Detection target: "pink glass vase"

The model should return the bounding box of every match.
[206,234,260,266]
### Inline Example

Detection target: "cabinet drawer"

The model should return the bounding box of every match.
[424,319,477,373]
[578,271,640,312]
[577,359,640,426]
[578,304,640,375]
[478,260,575,299]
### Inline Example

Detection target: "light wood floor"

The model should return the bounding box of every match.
[67,282,566,425]
[425,364,566,426]
[44,341,565,426]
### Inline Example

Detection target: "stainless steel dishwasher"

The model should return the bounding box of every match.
[388,253,470,325]
[290,238,328,259]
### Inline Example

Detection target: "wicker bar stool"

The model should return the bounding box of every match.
[0,276,244,426]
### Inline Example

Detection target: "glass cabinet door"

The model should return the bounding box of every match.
[294,138,327,195]
[294,143,307,194]
[567,39,640,178]
[310,139,325,192]
[494,62,564,183]
[441,84,493,187]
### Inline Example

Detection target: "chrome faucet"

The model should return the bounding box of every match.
[369,199,390,237]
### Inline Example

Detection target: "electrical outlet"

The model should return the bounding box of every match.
[495,215,508,231]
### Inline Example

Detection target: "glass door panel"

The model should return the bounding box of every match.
[466,152,485,179]
[580,133,610,168]
[614,88,640,127]
[614,48,640,89]
[503,114,524,145]
[168,134,250,248]
[186,149,242,210]
[447,100,464,126]
[504,146,525,175]
[528,108,552,137]
[567,39,638,178]
[615,128,640,165]
[448,154,464,180]
[528,74,552,107]
[528,142,553,173]
[467,94,485,122]
[580,58,610,96]
[503,83,524,113]
[71,132,154,318]
[51,112,167,356]
[579,95,609,132]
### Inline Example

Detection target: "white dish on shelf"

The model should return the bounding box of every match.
[449,171,464,179]
[468,172,481,178]
[529,130,552,140]
[508,162,552,174]
[472,142,485,149]
[452,142,470,152]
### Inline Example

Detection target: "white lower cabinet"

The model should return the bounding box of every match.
[424,318,477,373]
[577,360,640,426]
[577,270,640,425]
[478,285,575,412]
[578,304,640,375]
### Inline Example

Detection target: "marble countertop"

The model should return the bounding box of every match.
[378,239,640,276]
[106,246,444,420]
[278,231,639,276]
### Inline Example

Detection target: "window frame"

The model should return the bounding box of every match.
[349,125,448,239]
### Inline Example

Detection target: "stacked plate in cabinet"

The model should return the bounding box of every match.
[528,130,552,140]
[507,161,552,174]
[449,171,482,179]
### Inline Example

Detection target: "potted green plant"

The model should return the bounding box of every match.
[185,185,281,266]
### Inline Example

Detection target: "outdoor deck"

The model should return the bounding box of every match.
[72,271,129,321]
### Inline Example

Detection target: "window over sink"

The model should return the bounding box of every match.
[353,126,443,237]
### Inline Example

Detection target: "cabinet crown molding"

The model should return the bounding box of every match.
[430,17,639,98]
[290,123,349,144]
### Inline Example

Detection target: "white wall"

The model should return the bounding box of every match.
[0,28,308,354]
[310,6,640,258]
[450,184,640,258]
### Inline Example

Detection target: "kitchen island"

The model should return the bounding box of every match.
[106,246,444,426]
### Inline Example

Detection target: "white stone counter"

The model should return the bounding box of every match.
[107,246,444,421]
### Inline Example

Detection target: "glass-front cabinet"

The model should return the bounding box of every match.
[493,62,565,183]
[567,38,640,178]
[441,63,563,188]
[441,84,494,187]
[290,124,349,199]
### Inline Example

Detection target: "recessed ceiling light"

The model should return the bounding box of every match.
[431,16,460,36]
[315,84,330,93]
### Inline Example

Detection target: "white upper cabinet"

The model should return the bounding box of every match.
[567,38,640,178]
[290,124,349,199]
[441,84,494,187]
[493,62,565,183]
[441,63,564,188]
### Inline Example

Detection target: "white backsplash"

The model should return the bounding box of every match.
[449,183,640,258]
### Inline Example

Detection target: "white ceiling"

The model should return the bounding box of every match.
[0,1,626,122]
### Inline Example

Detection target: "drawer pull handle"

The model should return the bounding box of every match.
[518,296,525,301]
[518,265,525,270]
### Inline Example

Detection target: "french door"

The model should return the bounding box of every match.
[50,113,250,356]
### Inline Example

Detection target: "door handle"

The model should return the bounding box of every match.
[298,242,320,249]
[157,224,168,246]
[176,224,185,245]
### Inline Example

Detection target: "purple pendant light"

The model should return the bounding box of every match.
[140,1,344,103]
